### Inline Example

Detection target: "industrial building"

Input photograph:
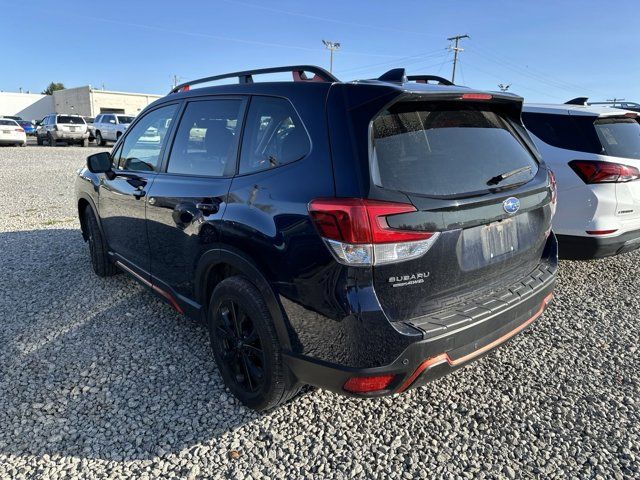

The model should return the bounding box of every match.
[0,86,162,121]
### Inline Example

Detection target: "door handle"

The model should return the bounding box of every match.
[196,202,219,215]
[133,189,146,199]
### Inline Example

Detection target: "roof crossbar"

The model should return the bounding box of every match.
[170,65,339,93]
[407,75,455,86]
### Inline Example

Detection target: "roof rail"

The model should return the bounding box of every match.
[407,75,454,86]
[377,68,407,83]
[565,97,589,106]
[170,65,339,93]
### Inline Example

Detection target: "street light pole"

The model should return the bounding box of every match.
[322,40,341,73]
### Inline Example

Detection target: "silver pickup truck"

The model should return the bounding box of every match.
[93,114,135,146]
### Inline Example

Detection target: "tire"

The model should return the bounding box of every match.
[48,133,56,147]
[36,135,43,146]
[208,276,300,411]
[83,205,118,277]
[20,142,27,147]
[96,131,106,146]
[80,138,88,147]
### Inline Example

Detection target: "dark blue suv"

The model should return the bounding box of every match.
[76,66,558,410]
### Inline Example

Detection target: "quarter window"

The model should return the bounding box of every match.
[115,104,178,172]
[239,96,310,175]
[167,99,243,177]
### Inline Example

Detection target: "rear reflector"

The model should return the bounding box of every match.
[586,229,618,235]
[343,374,396,394]
[308,198,438,266]
[460,93,492,100]
[569,160,640,184]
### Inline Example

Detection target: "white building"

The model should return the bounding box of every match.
[1,86,163,121]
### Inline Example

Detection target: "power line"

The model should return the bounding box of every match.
[447,34,469,83]
[337,48,448,76]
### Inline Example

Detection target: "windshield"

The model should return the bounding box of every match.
[57,116,85,125]
[371,103,538,197]
[117,116,135,124]
[594,117,640,159]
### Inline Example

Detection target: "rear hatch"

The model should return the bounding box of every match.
[367,95,554,321]
[591,115,640,226]
[57,115,86,133]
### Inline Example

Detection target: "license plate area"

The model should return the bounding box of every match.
[481,218,518,259]
[69,127,76,132]
[2,130,9,134]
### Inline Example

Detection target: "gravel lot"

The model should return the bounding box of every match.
[0,145,638,479]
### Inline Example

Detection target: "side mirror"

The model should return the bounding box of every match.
[87,152,112,175]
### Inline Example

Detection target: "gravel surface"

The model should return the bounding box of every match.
[0,145,638,479]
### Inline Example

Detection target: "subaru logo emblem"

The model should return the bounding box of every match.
[503,197,520,214]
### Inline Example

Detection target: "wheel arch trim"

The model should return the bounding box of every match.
[195,246,292,351]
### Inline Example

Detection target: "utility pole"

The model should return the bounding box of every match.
[447,34,469,84]
[498,83,511,92]
[172,75,182,90]
[322,40,341,73]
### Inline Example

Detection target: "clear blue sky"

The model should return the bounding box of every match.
[2,0,638,103]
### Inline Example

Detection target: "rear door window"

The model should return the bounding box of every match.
[167,99,244,177]
[239,96,310,175]
[371,103,538,197]
[594,117,640,159]
[522,112,601,153]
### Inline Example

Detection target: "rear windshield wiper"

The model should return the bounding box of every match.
[487,165,532,186]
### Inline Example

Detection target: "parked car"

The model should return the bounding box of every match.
[0,119,27,146]
[523,102,640,258]
[83,116,95,142]
[93,113,135,146]
[17,120,37,136]
[36,114,89,147]
[76,65,557,410]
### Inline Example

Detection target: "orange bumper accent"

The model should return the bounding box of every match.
[397,292,553,393]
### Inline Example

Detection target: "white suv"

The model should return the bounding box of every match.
[93,114,135,146]
[522,102,640,258]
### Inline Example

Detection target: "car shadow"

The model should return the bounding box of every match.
[0,228,291,461]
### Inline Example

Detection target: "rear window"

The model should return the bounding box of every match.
[594,117,640,159]
[371,103,538,196]
[0,120,17,126]
[117,115,135,124]
[57,116,85,125]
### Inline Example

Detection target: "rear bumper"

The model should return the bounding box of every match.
[52,131,89,140]
[557,230,640,259]
[284,257,556,397]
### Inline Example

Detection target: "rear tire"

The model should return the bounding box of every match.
[48,133,56,147]
[84,205,118,277]
[96,132,106,146]
[208,276,301,411]
[37,135,43,146]
[80,138,88,147]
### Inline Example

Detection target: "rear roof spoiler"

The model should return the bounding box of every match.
[565,97,589,105]
[376,69,455,86]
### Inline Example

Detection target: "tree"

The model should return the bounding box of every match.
[41,82,65,95]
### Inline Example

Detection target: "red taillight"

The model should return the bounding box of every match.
[16,128,24,133]
[624,112,637,118]
[343,374,396,394]
[308,199,433,244]
[586,229,618,235]
[180,85,190,92]
[308,198,438,266]
[460,93,492,101]
[569,160,640,184]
